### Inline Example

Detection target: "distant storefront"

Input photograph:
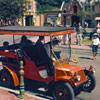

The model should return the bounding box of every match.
[42,0,82,27]
[42,11,60,26]
[20,0,37,26]
[47,15,58,24]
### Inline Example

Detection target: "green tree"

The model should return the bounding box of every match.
[36,0,59,14]
[0,0,25,24]
[78,9,93,27]
[36,0,73,13]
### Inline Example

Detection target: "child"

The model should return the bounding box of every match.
[92,33,100,60]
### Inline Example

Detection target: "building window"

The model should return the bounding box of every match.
[63,9,67,13]
[73,5,77,14]
[92,6,95,12]
[88,0,91,2]
[85,6,87,11]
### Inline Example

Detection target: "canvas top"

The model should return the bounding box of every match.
[0,26,75,36]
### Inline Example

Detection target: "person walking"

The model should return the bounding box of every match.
[92,33,100,60]
[1,21,5,27]
[62,35,67,45]
[75,23,83,46]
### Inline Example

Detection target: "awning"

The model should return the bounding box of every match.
[95,17,100,20]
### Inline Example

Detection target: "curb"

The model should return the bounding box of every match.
[0,86,48,100]
[55,45,100,53]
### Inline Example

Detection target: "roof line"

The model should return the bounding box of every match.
[60,1,65,11]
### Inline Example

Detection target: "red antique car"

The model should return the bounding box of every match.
[0,26,96,100]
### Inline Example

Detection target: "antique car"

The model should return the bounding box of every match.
[0,26,96,100]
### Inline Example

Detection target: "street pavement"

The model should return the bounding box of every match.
[0,34,100,100]
[0,87,40,100]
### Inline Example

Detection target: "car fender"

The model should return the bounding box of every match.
[3,65,19,87]
[83,66,96,74]
[56,75,73,85]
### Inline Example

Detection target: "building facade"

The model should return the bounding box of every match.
[42,11,61,26]
[60,0,82,26]
[42,0,82,27]
[83,0,100,27]
[94,0,100,27]
[21,0,37,26]
[82,0,95,27]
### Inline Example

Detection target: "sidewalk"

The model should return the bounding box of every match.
[71,44,91,50]
[57,33,100,52]
[71,32,91,50]
[0,87,42,100]
[57,32,92,50]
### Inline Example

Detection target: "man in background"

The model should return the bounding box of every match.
[75,23,83,46]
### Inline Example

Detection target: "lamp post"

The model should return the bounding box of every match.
[63,9,72,58]
[17,48,27,99]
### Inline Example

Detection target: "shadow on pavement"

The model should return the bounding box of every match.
[75,97,85,100]
[0,79,53,100]
[24,79,53,100]
[8,91,18,96]
[79,57,93,60]
[0,79,87,100]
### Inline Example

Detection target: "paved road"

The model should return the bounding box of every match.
[0,35,100,100]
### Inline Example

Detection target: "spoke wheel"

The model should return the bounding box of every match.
[52,82,74,100]
[82,71,96,92]
[0,70,13,87]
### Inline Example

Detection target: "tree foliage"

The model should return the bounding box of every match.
[78,8,94,26]
[0,0,25,22]
[36,0,71,13]
[36,0,71,6]
[78,8,93,20]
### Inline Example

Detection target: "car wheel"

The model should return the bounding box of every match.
[52,82,74,100]
[0,70,14,88]
[82,71,96,92]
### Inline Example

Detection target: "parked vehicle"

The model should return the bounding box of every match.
[82,28,96,40]
[0,26,96,100]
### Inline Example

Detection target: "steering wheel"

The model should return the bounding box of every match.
[71,59,78,64]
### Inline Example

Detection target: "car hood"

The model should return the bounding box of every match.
[56,64,83,75]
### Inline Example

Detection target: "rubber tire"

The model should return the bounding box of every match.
[52,82,74,100]
[0,70,14,88]
[82,71,96,92]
